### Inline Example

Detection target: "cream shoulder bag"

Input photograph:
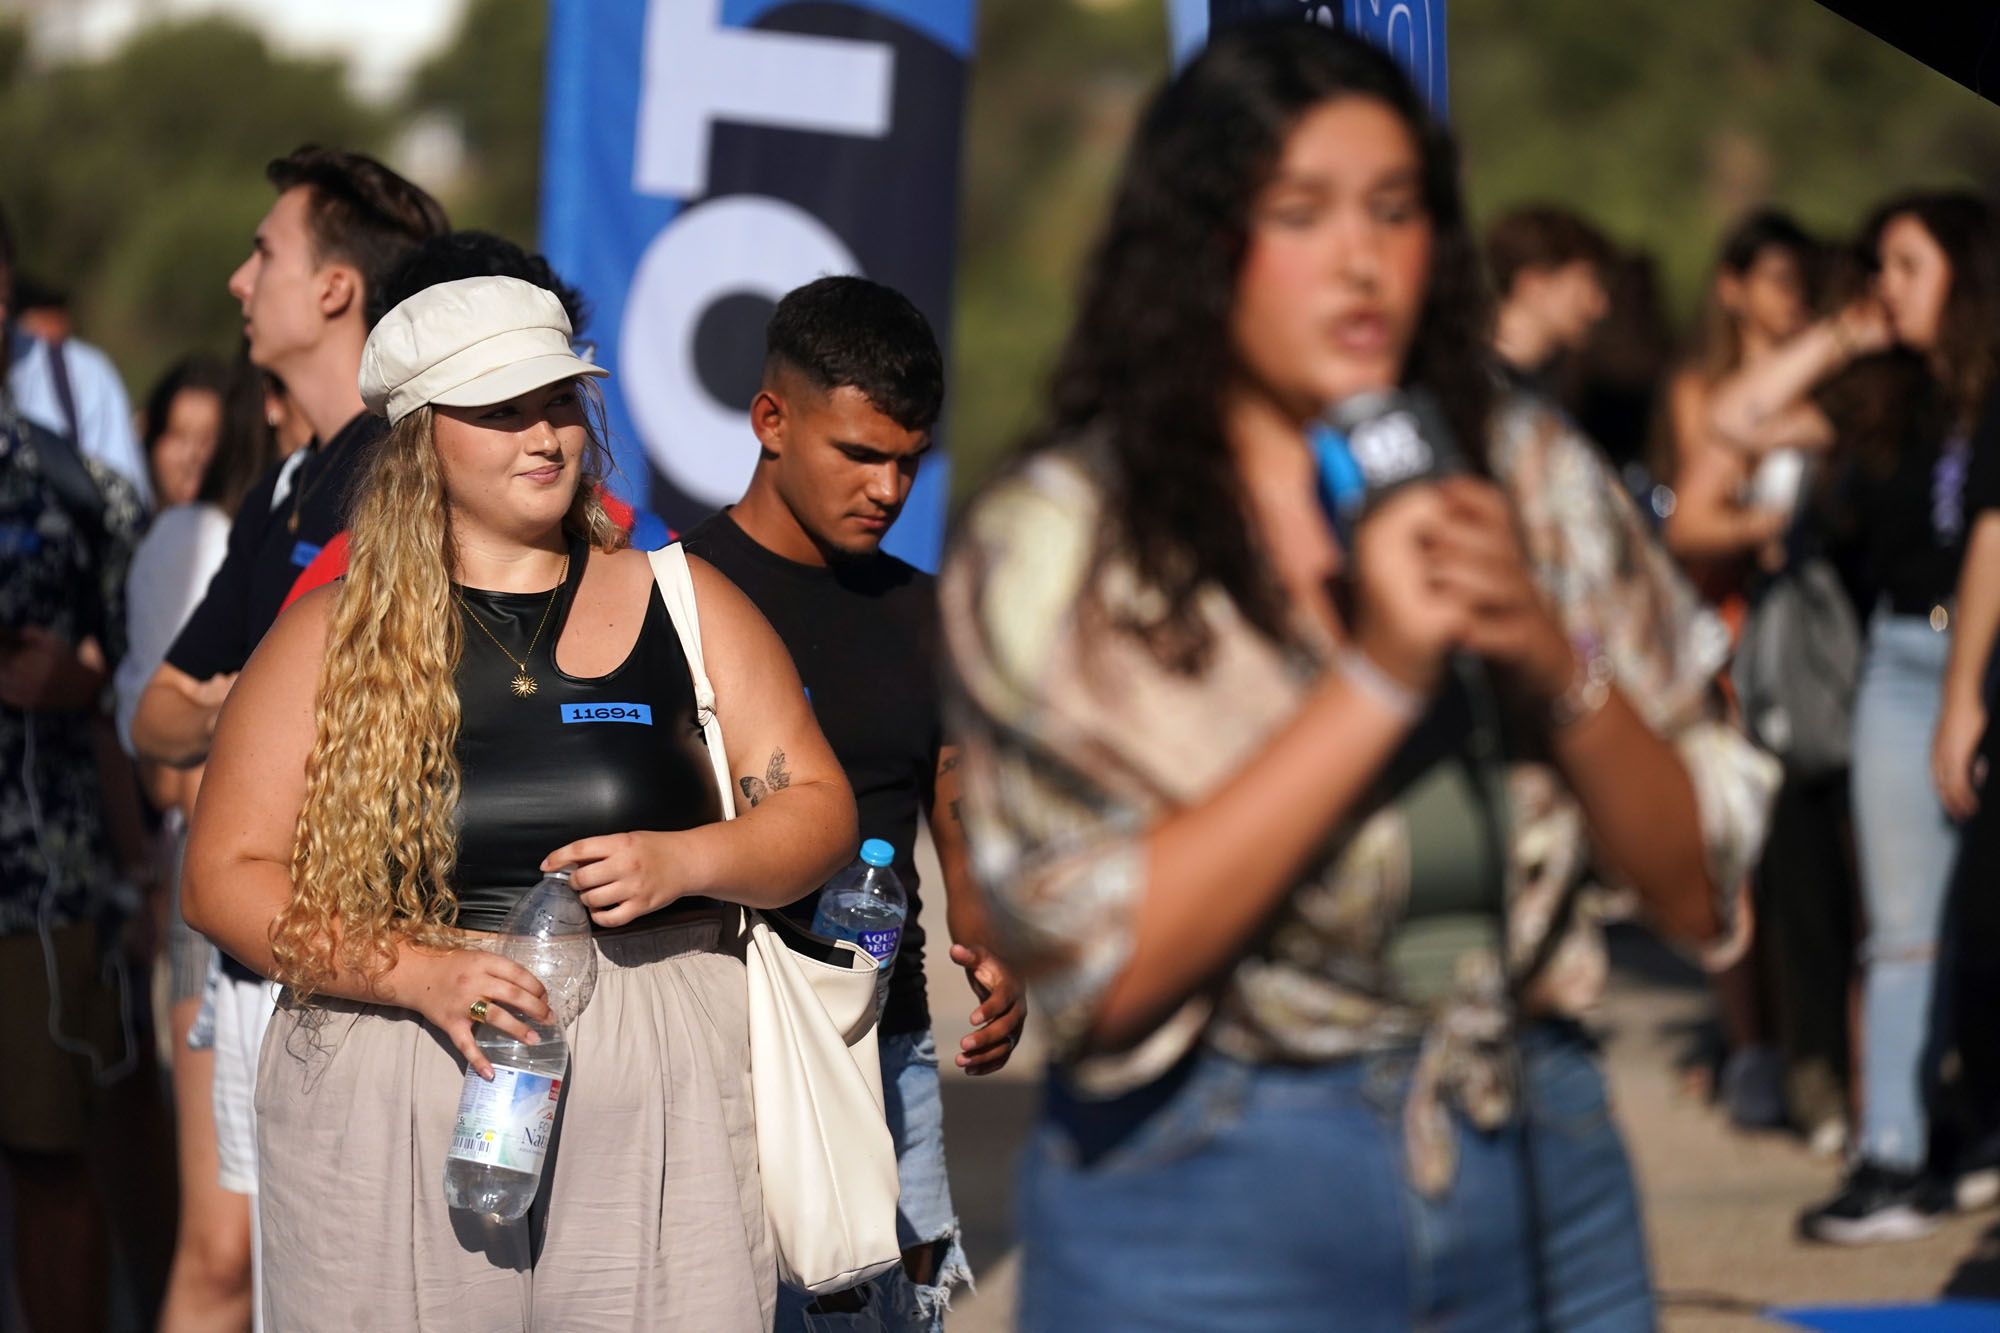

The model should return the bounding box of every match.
[647,543,902,1294]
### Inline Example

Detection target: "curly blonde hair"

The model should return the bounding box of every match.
[273,384,625,999]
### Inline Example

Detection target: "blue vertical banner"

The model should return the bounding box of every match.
[1167,0,1448,114]
[541,1,977,568]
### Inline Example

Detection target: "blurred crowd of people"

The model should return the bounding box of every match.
[1486,188,2000,1245]
[4,17,2000,1332]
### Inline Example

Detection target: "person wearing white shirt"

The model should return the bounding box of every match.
[6,322,150,507]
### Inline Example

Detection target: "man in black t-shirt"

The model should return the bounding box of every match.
[128,145,444,1315]
[683,277,1023,1328]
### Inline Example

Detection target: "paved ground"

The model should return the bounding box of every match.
[915,825,2000,1331]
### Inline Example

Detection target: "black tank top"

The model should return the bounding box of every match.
[449,540,722,931]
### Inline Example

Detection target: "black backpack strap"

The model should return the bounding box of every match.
[45,336,80,445]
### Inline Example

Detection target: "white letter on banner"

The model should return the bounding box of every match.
[620,196,860,506]
[632,0,895,200]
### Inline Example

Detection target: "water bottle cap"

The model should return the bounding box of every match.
[859,839,895,868]
[544,867,574,884]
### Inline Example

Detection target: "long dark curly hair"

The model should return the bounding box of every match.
[1020,22,1492,672]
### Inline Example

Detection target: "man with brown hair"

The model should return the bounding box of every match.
[136,146,448,770]
[131,144,444,1330]
[1485,204,1614,394]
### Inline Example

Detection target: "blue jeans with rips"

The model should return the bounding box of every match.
[1850,611,1960,1169]
[1018,1021,1653,1332]
[775,1028,972,1332]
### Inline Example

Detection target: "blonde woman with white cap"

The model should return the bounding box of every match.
[184,275,857,1329]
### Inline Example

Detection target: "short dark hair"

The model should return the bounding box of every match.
[1718,209,1815,278]
[1484,206,1614,299]
[763,276,942,432]
[369,229,590,334]
[266,145,449,325]
[10,274,66,312]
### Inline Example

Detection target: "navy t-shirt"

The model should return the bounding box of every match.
[682,511,941,1037]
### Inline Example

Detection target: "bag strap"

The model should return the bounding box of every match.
[46,337,80,446]
[647,543,737,824]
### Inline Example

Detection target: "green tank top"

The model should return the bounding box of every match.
[1379,675,1509,1005]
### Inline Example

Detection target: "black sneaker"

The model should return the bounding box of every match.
[1798,1161,1946,1244]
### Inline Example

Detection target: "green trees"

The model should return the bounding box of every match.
[0,1,545,408]
[1451,0,2000,324]
[0,17,386,395]
[4,0,1997,493]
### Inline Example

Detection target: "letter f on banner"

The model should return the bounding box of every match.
[633,0,894,200]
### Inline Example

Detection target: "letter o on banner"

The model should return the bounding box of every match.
[620,194,861,508]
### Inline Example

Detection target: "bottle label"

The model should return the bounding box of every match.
[857,926,901,966]
[446,1062,563,1175]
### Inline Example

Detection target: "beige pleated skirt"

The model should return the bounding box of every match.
[254,911,773,1331]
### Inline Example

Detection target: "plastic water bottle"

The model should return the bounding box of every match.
[811,839,907,1013]
[443,868,597,1220]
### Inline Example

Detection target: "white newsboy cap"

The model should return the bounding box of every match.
[359,275,607,425]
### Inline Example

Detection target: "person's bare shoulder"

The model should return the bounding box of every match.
[247,581,337,679]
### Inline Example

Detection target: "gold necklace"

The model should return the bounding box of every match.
[457,556,569,698]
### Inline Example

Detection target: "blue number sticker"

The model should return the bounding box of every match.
[290,540,323,568]
[559,703,654,725]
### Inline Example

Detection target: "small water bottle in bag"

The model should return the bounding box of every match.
[810,838,907,1014]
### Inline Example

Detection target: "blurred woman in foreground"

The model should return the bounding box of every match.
[942,23,1776,1328]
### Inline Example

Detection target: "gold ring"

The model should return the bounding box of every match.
[468,998,490,1024]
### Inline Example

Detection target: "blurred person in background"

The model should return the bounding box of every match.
[1485,204,1614,403]
[0,194,151,1333]
[141,355,230,513]
[942,24,1775,1327]
[0,207,150,506]
[115,350,302,1333]
[1665,212,1822,584]
[1570,250,1677,513]
[1662,211,1859,1151]
[11,274,73,345]
[129,145,447,1325]
[1711,190,2000,1242]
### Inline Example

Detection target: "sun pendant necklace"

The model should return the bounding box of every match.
[457,556,569,698]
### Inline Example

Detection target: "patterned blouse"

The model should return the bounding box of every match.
[940,396,1780,1193]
